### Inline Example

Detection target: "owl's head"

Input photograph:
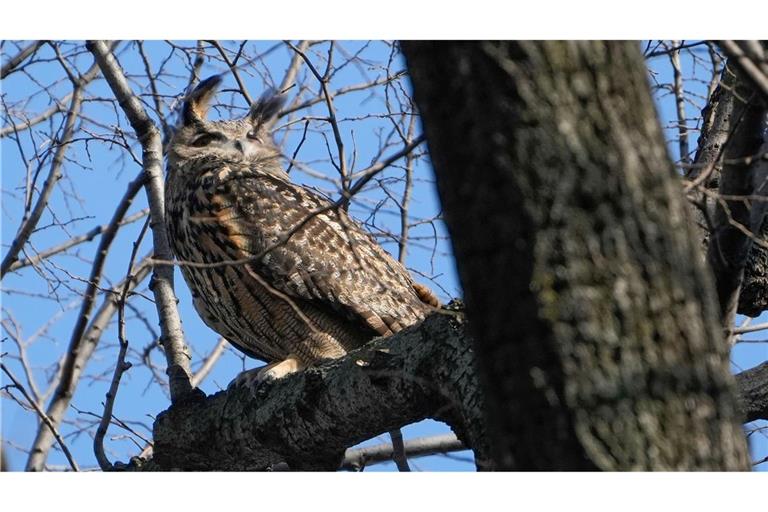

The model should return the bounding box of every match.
[168,75,285,168]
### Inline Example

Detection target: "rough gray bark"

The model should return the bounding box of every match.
[687,61,741,249]
[403,40,751,470]
[687,59,768,321]
[122,308,764,471]
[707,90,766,326]
[716,49,768,319]
[736,361,768,423]
[133,313,490,471]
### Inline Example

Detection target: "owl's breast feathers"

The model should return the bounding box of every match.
[165,159,437,363]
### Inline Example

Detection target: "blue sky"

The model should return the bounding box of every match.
[2,40,765,471]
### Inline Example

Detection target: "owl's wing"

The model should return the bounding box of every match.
[208,166,432,336]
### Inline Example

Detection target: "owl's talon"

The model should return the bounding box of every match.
[228,355,305,392]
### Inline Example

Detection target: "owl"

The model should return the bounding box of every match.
[165,75,438,386]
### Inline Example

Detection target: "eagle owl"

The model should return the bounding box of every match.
[165,75,438,385]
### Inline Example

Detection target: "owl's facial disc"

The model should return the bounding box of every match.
[231,137,262,159]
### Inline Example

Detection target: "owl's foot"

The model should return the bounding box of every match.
[228,354,305,391]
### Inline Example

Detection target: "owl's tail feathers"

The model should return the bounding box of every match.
[413,282,440,308]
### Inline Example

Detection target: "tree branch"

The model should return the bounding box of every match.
[719,41,768,100]
[126,309,765,472]
[736,361,768,422]
[6,209,149,273]
[94,217,150,471]
[86,40,194,403]
[1,363,79,472]
[1,85,82,278]
[341,433,466,471]
[133,313,491,471]
[705,66,767,330]
[25,258,152,471]
[1,40,45,79]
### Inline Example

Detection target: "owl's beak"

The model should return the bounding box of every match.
[232,138,259,159]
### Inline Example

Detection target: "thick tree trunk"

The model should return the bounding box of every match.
[403,41,751,470]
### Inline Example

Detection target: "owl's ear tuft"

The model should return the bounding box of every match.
[182,75,223,125]
[249,89,286,129]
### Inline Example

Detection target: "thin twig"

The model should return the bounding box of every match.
[2,363,79,471]
[0,93,72,138]
[208,40,254,105]
[278,40,309,94]
[733,321,768,335]
[668,41,690,165]
[1,88,82,278]
[190,337,229,388]
[644,41,709,59]
[285,41,349,198]
[7,209,149,273]
[94,217,150,470]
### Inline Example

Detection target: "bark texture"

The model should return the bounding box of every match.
[736,361,768,423]
[688,60,768,320]
[139,313,491,471]
[403,40,751,470]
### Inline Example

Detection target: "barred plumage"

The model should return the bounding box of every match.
[165,76,437,383]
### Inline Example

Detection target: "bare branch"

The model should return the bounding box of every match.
[1,40,45,79]
[86,40,194,403]
[278,40,309,94]
[735,361,768,422]
[207,40,254,105]
[280,71,408,118]
[720,41,768,100]
[0,94,71,138]
[341,433,466,471]
[25,256,152,471]
[94,217,150,470]
[668,41,690,165]
[1,44,108,138]
[190,338,229,388]
[388,428,410,472]
[644,41,709,59]
[1,86,82,278]
[6,209,149,273]
[285,41,349,195]
[2,363,79,471]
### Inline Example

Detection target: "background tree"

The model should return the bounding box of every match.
[403,40,760,470]
[1,39,766,472]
